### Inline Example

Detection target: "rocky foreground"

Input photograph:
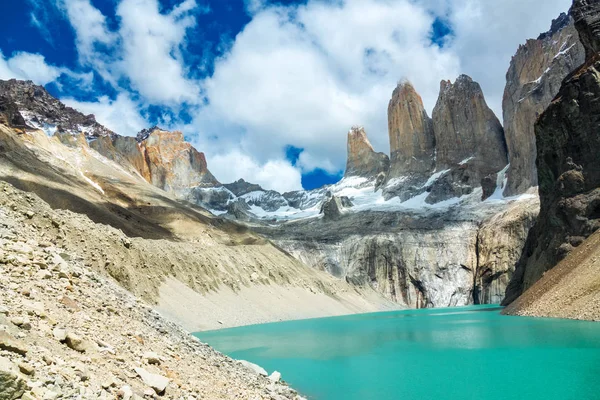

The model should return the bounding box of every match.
[0,181,303,400]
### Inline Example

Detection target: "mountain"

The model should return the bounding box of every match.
[345,126,390,182]
[0,82,394,333]
[503,13,585,196]
[502,0,600,315]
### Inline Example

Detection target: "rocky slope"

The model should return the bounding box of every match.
[0,181,303,400]
[503,230,600,321]
[503,13,585,196]
[503,0,600,307]
[0,118,395,333]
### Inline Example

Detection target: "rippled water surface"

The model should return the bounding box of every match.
[195,306,600,400]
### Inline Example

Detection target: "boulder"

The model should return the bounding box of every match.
[0,357,27,400]
[0,331,28,356]
[134,367,169,395]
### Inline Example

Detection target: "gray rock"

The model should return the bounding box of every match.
[0,356,26,400]
[0,331,28,355]
[503,13,584,196]
[238,360,268,377]
[135,367,169,395]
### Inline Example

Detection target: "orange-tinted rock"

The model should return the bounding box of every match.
[387,81,435,177]
[142,129,219,193]
[344,127,389,178]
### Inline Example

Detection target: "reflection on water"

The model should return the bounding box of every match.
[196,306,600,400]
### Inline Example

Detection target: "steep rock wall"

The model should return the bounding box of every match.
[274,198,538,308]
[503,0,600,305]
[503,13,584,196]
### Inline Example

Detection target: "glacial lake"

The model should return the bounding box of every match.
[195,305,600,400]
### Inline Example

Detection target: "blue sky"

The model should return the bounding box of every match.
[0,0,572,191]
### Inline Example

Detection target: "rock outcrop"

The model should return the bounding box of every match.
[433,75,507,173]
[0,79,113,138]
[265,196,538,308]
[503,0,600,305]
[142,129,219,194]
[503,13,584,196]
[387,81,435,178]
[344,126,389,179]
[423,75,508,203]
[572,0,600,59]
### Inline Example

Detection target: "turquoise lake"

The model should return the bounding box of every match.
[195,306,600,400]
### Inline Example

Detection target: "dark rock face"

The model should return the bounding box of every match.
[0,96,27,128]
[0,79,113,138]
[572,0,600,59]
[503,1,600,305]
[503,14,584,196]
[224,179,264,196]
[432,75,507,173]
[344,126,389,178]
[387,81,435,177]
[320,195,353,220]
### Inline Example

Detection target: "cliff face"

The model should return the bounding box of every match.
[387,82,435,178]
[503,13,584,196]
[503,0,600,305]
[344,126,389,179]
[142,129,219,193]
[433,75,507,174]
[273,198,538,308]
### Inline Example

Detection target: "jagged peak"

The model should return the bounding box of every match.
[347,126,375,152]
[538,12,572,40]
[136,125,165,142]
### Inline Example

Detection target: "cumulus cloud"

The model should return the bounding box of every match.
[62,93,149,137]
[0,51,66,85]
[207,151,303,193]
[194,0,573,180]
[115,0,201,104]
[14,0,575,189]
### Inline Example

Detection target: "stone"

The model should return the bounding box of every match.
[238,360,268,377]
[64,332,95,353]
[344,126,389,179]
[52,327,67,342]
[18,362,34,376]
[387,80,435,178]
[268,371,281,383]
[0,331,28,355]
[10,317,31,330]
[503,13,584,195]
[143,351,161,365]
[0,356,27,400]
[0,306,8,315]
[134,367,169,395]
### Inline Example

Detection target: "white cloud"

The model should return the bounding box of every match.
[13,0,575,189]
[0,51,64,85]
[197,0,460,175]
[194,0,573,182]
[207,151,303,192]
[62,93,149,137]
[114,0,201,104]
